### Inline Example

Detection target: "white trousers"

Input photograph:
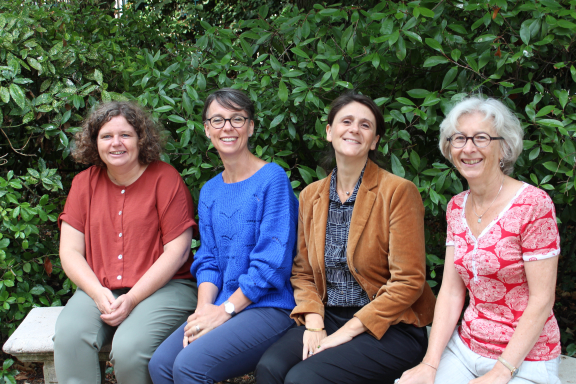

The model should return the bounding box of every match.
[434,330,561,384]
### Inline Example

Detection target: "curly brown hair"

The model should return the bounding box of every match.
[72,101,164,167]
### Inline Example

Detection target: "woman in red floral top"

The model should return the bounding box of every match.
[398,97,561,384]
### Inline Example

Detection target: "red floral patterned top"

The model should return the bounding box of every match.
[446,183,561,361]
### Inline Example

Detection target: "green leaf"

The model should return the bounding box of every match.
[529,147,540,161]
[390,154,405,177]
[278,81,288,103]
[298,167,313,184]
[30,285,45,295]
[0,86,10,103]
[270,114,285,128]
[418,7,435,18]
[154,106,173,113]
[331,63,339,80]
[542,162,558,172]
[9,83,26,109]
[168,115,186,124]
[423,56,449,67]
[94,69,103,86]
[396,97,415,106]
[406,89,430,99]
[537,119,563,128]
[425,38,443,52]
[442,67,458,89]
[520,19,533,45]
[291,47,309,59]
[410,150,420,170]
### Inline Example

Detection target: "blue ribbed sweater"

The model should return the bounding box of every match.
[191,163,298,310]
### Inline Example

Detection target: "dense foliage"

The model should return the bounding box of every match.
[1,0,576,371]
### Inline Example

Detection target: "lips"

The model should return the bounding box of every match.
[343,138,360,144]
[462,159,482,165]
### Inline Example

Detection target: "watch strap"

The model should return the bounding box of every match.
[498,356,518,377]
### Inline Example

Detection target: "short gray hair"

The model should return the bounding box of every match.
[438,97,524,175]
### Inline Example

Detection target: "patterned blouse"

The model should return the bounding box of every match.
[446,183,561,361]
[325,167,370,307]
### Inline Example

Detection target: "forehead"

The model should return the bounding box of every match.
[99,115,136,133]
[207,100,246,116]
[334,101,375,122]
[456,112,495,134]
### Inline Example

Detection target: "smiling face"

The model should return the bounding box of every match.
[326,101,380,162]
[97,115,140,171]
[204,100,254,158]
[451,112,503,182]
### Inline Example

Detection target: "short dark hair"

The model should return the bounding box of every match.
[202,88,255,121]
[72,101,164,167]
[327,93,385,163]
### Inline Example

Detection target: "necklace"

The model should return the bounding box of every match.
[471,176,505,224]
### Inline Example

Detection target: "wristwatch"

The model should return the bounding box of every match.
[223,300,236,317]
[498,356,518,378]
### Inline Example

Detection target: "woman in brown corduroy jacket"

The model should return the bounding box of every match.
[256,93,436,384]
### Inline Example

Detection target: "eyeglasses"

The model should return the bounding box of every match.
[205,116,249,129]
[447,133,504,148]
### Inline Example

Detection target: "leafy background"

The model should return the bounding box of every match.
[1,0,576,380]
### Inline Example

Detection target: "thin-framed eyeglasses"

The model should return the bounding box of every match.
[447,132,504,148]
[205,116,250,129]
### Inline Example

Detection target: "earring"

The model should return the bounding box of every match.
[249,134,252,137]
[207,135,210,139]
[499,159,504,168]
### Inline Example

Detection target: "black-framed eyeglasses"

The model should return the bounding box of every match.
[205,116,250,129]
[447,132,504,148]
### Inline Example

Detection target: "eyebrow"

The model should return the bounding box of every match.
[340,115,374,124]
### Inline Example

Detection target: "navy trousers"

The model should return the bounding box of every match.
[148,307,294,384]
[255,306,428,384]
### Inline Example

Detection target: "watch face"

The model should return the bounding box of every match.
[224,301,234,314]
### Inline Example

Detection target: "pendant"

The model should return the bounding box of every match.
[346,191,350,195]
[477,218,482,223]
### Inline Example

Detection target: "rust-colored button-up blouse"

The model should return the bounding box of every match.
[58,161,197,290]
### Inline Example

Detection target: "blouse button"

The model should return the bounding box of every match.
[372,294,376,299]
[119,211,122,215]
[118,255,122,260]
[119,233,122,237]
[121,190,125,194]
[354,268,359,273]
[117,275,122,280]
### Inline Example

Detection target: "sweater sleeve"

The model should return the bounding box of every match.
[191,186,223,290]
[237,167,298,303]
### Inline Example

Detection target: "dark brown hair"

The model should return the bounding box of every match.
[201,88,255,121]
[72,101,164,167]
[327,93,385,163]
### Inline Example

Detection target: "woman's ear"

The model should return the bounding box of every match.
[370,135,380,151]
[248,119,255,138]
[204,124,210,139]
[326,124,332,142]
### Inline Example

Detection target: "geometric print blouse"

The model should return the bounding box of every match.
[446,183,561,361]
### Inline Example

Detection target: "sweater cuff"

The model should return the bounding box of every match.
[195,270,222,289]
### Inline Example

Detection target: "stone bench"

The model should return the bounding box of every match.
[2,307,110,384]
[3,307,576,383]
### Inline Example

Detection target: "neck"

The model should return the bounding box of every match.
[107,163,145,186]
[469,171,505,206]
[220,150,262,183]
[335,155,368,192]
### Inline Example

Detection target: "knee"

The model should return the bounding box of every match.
[110,335,145,374]
[54,312,93,350]
[255,353,285,384]
[285,365,321,384]
[148,351,170,383]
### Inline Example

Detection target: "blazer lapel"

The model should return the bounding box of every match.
[347,161,378,263]
[312,174,331,284]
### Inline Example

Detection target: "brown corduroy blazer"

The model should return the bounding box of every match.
[290,160,436,339]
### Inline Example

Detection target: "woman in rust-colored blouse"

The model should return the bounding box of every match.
[54,102,198,384]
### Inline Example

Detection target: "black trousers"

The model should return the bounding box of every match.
[255,307,428,384]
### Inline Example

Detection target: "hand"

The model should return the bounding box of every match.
[397,362,436,384]
[100,292,137,326]
[183,304,231,347]
[92,287,115,315]
[302,329,327,360]
[468,363,511,384]
[315,317,366,355]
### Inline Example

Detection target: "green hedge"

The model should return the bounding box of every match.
[1,0,575,358]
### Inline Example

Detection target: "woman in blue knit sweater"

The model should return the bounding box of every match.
[148,88,298,384]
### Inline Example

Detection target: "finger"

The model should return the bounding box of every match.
[183,336,188,348]
[110,296,124,311]
[302,345,308,361]
[189,328,210,343]
[187,313,197,322]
